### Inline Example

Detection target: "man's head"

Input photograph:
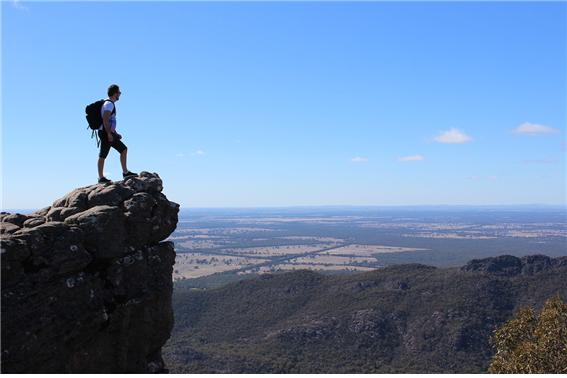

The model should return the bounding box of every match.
[107,84,121,101]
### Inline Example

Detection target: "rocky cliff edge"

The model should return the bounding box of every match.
[1,172,179,373]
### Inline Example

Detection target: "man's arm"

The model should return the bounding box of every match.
[102,110,113,140]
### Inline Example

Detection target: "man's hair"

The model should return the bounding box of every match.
[107,84,120,97]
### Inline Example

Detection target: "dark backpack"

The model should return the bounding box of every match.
[86,99,116,129]
[85,99,116,146]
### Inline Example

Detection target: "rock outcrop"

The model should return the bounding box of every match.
[1,172,179,373]
[461,254,567,276]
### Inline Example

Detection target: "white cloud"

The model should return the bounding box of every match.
[398,155,425,162]
[351,156,368,163]
[192,149,205,156]
[513,122,559,136]
[434,128,473,144]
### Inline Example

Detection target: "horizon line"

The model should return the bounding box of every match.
[179,203,567,210]
[3,203,566,213]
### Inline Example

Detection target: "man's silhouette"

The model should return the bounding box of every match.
[97,84,137,183]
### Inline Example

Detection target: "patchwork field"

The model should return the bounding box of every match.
[218,244,339,257]
[238,263,375,275]
[325,244,429,256]
[173,253,268,280]
[403,233,497,240]
[289,254,378,265]
[169,207,567,285]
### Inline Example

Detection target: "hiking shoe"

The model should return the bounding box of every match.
[98,176,111,184]
[122,171,137,179]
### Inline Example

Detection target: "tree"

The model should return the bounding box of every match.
[488,294,567,373]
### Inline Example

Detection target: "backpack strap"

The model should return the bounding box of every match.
[105,99,116,115]
[97,99,115,132]
[91,129,101,148]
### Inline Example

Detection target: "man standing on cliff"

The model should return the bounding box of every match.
[97,84,137,184]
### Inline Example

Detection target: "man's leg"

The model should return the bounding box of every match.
[98,157,106,178]
[98,130,110,178]
[120,148,128,174]
[110,137,132,175]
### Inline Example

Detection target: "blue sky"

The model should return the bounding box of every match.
[2,1,566,209]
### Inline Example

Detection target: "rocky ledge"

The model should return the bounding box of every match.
[1,172,179,373]
[461,254,567,276]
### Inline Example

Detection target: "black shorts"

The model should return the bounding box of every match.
[98,130,127,158]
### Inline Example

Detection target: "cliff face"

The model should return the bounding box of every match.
[1,172,179,373]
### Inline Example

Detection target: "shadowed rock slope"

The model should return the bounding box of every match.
[164,255,566,373]
[1,172,179,373]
